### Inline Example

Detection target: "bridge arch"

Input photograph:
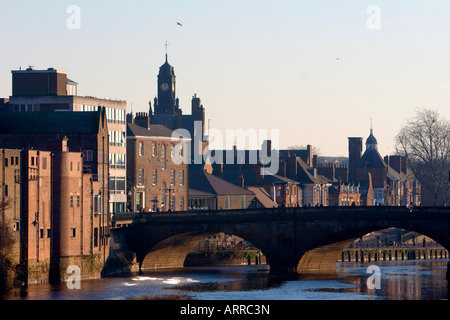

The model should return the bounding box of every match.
[138,230,271,272]
[296,220,450,275]
[141,232,216,270]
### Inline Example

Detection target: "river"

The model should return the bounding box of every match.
[2,259,448,301]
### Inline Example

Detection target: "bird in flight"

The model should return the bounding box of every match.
[334,57,341,61]
[176,22,183,27]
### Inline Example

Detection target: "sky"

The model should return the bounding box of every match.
[1,0,449,157]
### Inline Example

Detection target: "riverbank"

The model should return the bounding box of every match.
[339,246,449,263]
[184,250,266,267]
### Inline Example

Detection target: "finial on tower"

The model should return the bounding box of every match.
[370,117,373,134]
[164,40,169,62]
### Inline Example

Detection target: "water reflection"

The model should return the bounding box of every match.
[1,260,448,300]
[336,260,448,300]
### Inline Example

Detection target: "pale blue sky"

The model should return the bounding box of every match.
[1,1,449,156]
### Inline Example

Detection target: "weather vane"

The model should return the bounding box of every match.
[164,40,169,58]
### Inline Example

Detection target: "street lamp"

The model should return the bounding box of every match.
[166,187,174,211]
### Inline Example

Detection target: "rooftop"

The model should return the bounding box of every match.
[0,110,104,134]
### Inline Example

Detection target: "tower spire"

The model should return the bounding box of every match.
[370,117,373,134]
[164,40,169,62]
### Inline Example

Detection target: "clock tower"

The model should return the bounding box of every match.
[154,53,178,115]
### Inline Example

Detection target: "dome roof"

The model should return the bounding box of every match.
[366,129,377,146]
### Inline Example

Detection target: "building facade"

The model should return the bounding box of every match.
[0,140,107,285]
[126,114,189,212]
[188,170,255,210]
[0,110,109,216]
[5,67,127,215]
[348,129,421,206]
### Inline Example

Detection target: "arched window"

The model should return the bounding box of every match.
[162,182,166,211]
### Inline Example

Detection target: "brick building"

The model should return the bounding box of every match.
[210,147,302,207]
[278,150,330,206]
[0,110,110,284]
[0,110,109,213]
[348,129,421,206]
[126,113,189,212]
[0,139,106,285]
[328,181,362,206]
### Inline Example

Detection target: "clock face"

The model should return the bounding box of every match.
[160,83,170,92]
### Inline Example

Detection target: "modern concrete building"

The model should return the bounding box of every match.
[5,67,127,215]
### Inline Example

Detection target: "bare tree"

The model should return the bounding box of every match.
[395,108,450,205]
[0,199,15,292]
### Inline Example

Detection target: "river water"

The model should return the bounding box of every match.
[2,259,449,301]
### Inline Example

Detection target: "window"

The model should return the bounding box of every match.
[94,228,98,247]
[4,185,8,197]
[40,229,44,239]
[70,161,73,171]
[70,228,76,238]
[170,170,175,186]
[241,195,247,209]
[116,177,125,193]
[139,142,144,156]
[76,195,80,208]
[138,169,144,185]
[116,154,125,169]
[179,197,184,211]
[4,158,7,167]
[171,144,175,158]
[42,157,47,169]
[109,154,115,168]
[109,177,116,193]
[94,195,102,214]
[151,197,158,212]
[152,143,157,156]
[225,196,231,210]
[47,229,51,238]
[31,157,34,166]
[162,145,167,170]
[179,170,184,186]
[83,150,93,162]
[120,131,125,146]
[162,182,166,209]
[70,195,73,208]
[152,169,157,185]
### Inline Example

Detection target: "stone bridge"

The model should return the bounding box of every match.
[112,206,450,275]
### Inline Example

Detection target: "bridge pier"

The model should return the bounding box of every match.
[268,262,299,275]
